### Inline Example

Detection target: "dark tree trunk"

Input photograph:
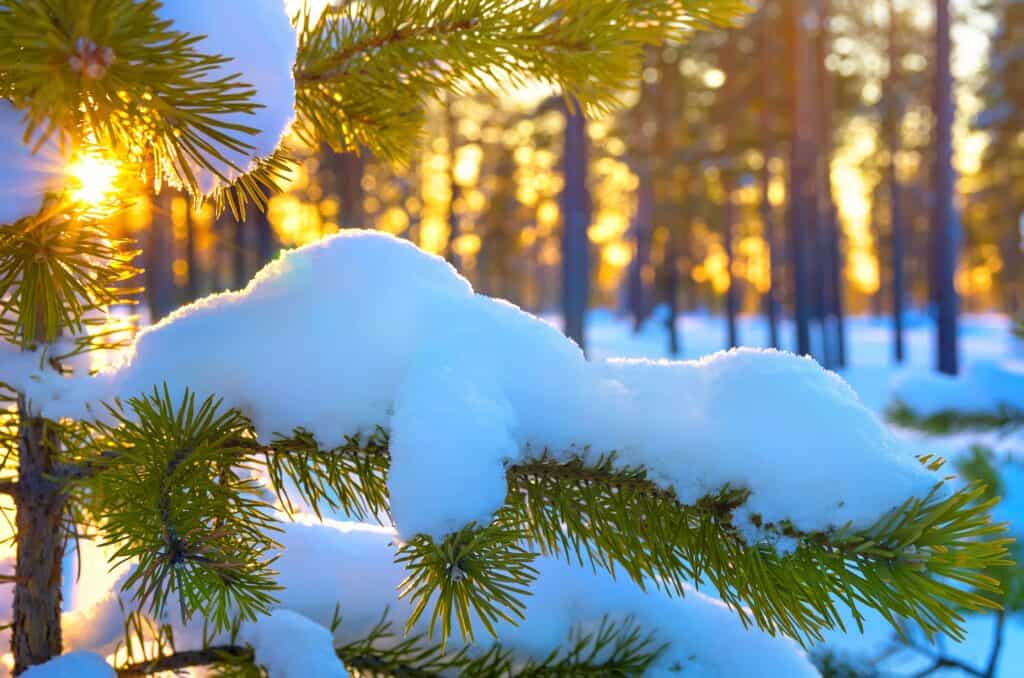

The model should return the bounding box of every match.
[184,209,199,303]
[817,0,846,367]
[932,0,960,375]
[444,99,462,270]
[723,174,740,349]
[12,401,65,673]
[888,0,906,363]
[560,100,590,351]
[233,218,248,290]
[146,191,179,322]
[759,7,780,350]
[320,146,366,231]
[664,225,682,357]
[629,163,654,333]
[251,204,277,270]
[787,0,815,357]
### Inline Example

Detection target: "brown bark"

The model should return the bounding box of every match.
[12,396,65,674]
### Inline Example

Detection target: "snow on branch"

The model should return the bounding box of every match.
[889,360,1024,433]
[58,521,820,676]
[13,230,1010,650]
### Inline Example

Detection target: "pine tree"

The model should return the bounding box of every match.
[971,0,1024,313]
[0,1,1014,676]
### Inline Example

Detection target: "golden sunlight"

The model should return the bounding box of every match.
[65,152,120,207]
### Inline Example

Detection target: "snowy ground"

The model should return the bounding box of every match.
[578,310,1023,677]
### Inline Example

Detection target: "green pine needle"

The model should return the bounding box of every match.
[83,386,282,633]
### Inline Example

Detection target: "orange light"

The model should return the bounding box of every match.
[65,152,120,207]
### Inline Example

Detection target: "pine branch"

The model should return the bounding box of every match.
[116,645,252,677]
[0,207,140,347]
[0,0,272,207]
[112,613,662,677]
[83,387,282,634]
[888,401,1024,434]
[74,393,1013,651]
[264,426,391,523]
[503,452,1011,646]
[293,0,750,159]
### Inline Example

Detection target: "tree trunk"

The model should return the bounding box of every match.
[723,174,740,349]
[665,230,682,357]
[817,0,846,367]
[932,0,960,375]
[560,100,590,351]
[320,148,366,231]
[184,209,199,303]
[444,98,462,270]
[628,166,654,333]
[233,218,248,290]
[146,191,179,322]
[887,0,906,363]
[12,402,65,673]
[251,203,277,270]
[759,6,780,350]
[787,0,815,357]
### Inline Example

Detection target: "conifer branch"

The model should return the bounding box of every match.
[113,614,662,677]
[292,0,750,159]
[0,0,271,207]
[0,207,140,347]
[888,401,1024,434]
[116,645,252,677]
[84,387,282,634]
[75,392,1013,653]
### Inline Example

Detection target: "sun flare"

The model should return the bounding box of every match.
[65,152,120,207]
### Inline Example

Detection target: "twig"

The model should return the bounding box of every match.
[116,645,252,676]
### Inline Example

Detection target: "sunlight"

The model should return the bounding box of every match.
[65,152,120,207]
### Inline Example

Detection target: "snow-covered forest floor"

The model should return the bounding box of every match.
[576,310,1023,677]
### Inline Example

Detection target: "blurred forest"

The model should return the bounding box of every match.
[112,0,1022,373]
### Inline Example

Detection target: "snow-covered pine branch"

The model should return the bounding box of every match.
[36,520,819,677]
[10,230,1011,660]
[889,359,1024,433]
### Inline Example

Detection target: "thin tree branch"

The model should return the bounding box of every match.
[116,645,252,677]
[983,610,1006,678]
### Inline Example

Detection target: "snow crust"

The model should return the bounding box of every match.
[18,230,933,542]
[56,520,817,677]
[155,0,297,193]
[0,101,64,224]
[20,652,113,678]
[241,609,348,677]
[892,359,1024,417]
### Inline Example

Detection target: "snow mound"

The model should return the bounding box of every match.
[21,652,113,678]
[241,609,348,678]
[24,230,933,540]
[156,0,297,193]
[892,359,1024,418]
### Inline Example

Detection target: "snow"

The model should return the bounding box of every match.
[155,0,297,193]
[20,652,112,678]
[241,609,348,678]
[55,519,816,677]
[20,230,934,543]
[891,358,1024,417]
[5,307,1020,677]
[0,101,65,224]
